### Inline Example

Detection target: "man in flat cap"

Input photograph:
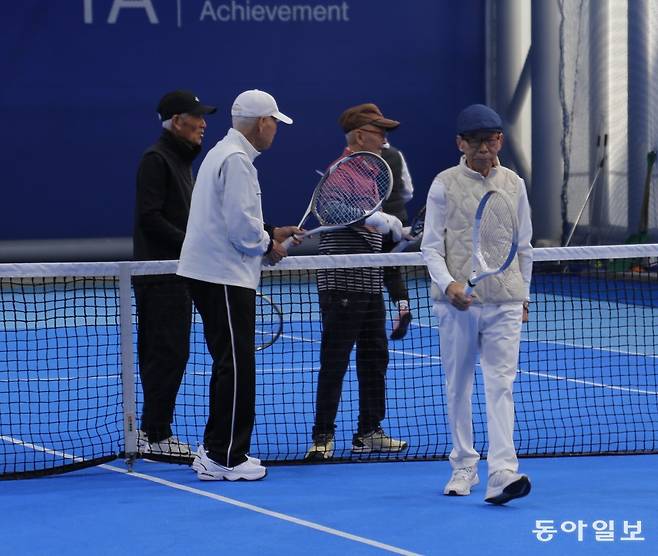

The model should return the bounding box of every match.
[305,103,408,461]
[421,104,533,504]
[134,90,217,459]
[338,104,415,340]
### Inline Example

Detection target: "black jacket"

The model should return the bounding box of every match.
[381,146,408,225]
[133,130,201,261]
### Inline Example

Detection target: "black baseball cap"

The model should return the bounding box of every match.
[156,90,217,121]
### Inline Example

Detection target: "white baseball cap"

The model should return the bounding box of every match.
[231,89,293,124]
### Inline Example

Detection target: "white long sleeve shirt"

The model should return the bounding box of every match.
[177,128,271,290]
[421,157,533,300]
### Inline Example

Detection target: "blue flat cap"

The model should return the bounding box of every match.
[456,104,503,135]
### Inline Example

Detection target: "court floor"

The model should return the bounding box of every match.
[2,454,656,555]
[1,268,657,554]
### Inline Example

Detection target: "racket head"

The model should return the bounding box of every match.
[311,151,393,226]
[471,190,519,276]
[255,292,283,351]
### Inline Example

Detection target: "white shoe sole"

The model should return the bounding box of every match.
[192,458,266,481]
[196,468,267,481]
[351,443,408,454]
[485,476,531,505]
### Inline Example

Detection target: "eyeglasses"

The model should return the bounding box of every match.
[461,133,501,148]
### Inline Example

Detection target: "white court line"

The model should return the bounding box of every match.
[280,330,441,363]
[0,435,85,462]
[524,337,658,359]
[521,369,658,396]
[101,464,422,556]
[282,325,657,393]
[1,435,421,556]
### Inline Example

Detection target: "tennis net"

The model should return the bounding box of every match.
[1,245,657,478]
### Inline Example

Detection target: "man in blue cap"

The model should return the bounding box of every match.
[421,104,533,504]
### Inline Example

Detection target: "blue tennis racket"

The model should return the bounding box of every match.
[464,190,519,295]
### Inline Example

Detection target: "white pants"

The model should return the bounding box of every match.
[434,302,523,475]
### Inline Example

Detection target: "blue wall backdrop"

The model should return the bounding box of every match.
[1,0,485,240]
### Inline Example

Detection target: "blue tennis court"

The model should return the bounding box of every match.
[1,252,657,554]
[1,454,655,554]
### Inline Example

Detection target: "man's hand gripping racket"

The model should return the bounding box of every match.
[391,205,426,253]
[281,151,394,248]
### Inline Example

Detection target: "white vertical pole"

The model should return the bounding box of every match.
[588,0,609,242]
[531,0,563,246]
[119,263,137,471]
[628,0,651,236]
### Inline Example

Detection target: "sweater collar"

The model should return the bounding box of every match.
[227,128,261,162]
[458,154,500,179]
[160,129,202,162]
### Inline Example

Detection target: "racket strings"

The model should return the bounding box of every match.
[313,157,390,225]
[478,196,515,270]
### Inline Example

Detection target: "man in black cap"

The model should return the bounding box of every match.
[133,90,216,458]
[304,103,408,461]
[421,104,533,504]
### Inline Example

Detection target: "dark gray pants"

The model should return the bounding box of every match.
[313,291,389,437]
[134,275,192,443]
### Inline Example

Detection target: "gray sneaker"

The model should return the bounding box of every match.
[304,433,335,461]
[444,466,479,496]
[352,427,407,453]
[138,430,191,457]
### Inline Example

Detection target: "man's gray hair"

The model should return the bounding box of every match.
[232,115,259,133]
[161,113,191,130]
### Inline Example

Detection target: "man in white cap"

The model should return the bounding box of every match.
[421,104,533,504]
[178,89,299,481]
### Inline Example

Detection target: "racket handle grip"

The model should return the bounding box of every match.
[281,234,302,250]
[463,283,474,296]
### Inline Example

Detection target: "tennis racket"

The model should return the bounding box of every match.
[255,292,283,351]
[391,205,426,253]
[464,190,519,295]
[282,151,393,248]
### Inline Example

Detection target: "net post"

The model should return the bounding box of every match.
[118,262,137,472]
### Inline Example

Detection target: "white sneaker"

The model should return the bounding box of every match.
[138,430,191,457]
[192,445,266,481]
[193,444,261,466]
[485,470,531,505]
[444,466,479,496]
